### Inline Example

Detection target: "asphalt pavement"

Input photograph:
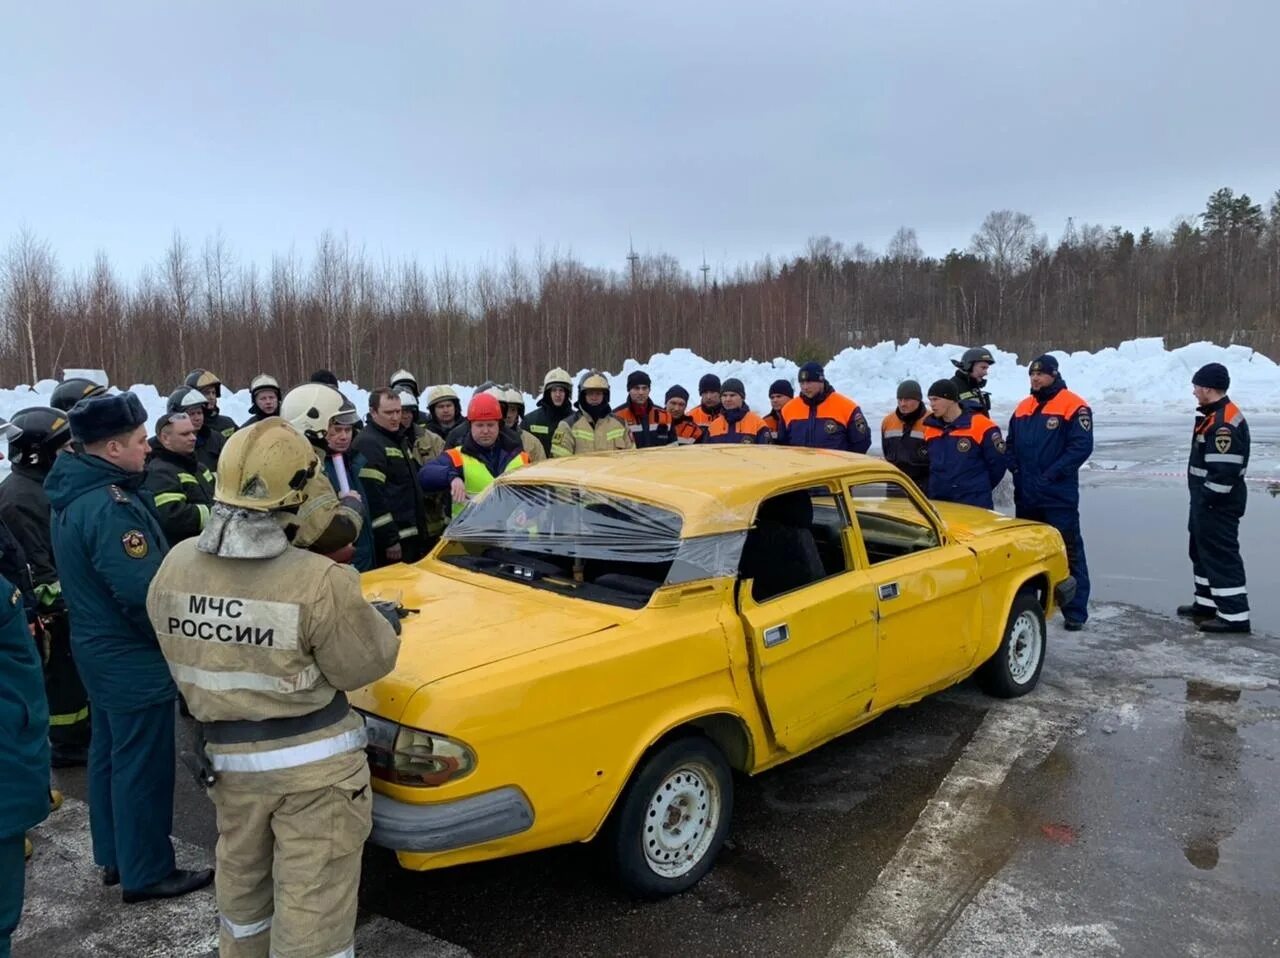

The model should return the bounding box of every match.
[15,416,1280,957]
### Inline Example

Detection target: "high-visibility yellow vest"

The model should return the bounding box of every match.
[446,447,529,517]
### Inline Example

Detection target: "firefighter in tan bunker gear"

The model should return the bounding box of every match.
[145,419,401,958]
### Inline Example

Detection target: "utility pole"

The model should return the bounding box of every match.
[627,237,641,358]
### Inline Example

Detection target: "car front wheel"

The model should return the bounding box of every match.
[977,591,1046,698]
[605,735,733,898]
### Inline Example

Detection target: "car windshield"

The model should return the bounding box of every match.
[439,482,745,608]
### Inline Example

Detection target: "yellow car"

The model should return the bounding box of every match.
[352,446,1074,897]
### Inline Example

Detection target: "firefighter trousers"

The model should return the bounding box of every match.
[211,766,372,958]
[1188,498,1249,623]
[39,614,91,756]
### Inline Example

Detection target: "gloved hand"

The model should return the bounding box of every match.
[370,599,403,635]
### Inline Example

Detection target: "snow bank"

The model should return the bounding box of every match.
[1,338,1277,455]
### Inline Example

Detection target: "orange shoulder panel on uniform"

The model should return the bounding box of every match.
[1042,390,1087,418]
[966,413,999,440]
[814,392,858,423]
[1012,396,1039,418]
[1223,401,1243,426]
[446,448,465,467]
[779,396,809,425]
[690,406,719,425]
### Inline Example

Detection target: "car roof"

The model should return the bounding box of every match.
[500,445,889,537]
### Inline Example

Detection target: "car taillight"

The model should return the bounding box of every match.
[360,711,476,787]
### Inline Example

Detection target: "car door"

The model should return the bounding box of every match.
[738,485,879,753]
[843,478,983,708]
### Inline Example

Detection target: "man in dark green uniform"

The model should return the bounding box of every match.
[46,392,212,903]
[0,569,51,958]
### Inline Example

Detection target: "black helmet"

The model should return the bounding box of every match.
[951,347,996,374]
[185,369,223,396]
[50,378,108,412]
[167,386,209,414]
[6,406,72,470]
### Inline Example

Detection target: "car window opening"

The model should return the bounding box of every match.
[438,483,743,608]
[739,486,850,603]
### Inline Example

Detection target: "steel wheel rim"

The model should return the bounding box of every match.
[1007,610,1043,685]
[643,760,721,878]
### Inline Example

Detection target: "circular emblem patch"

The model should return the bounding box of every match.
[956,437,973,452]
[824,421,839,434]
[994,437,1007,454]
[121,530,149,559]
[1046,417,1060,430]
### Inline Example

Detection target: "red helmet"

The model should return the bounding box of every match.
[467,392,503,423]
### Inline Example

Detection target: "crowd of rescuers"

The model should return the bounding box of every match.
[0,348,1254,949]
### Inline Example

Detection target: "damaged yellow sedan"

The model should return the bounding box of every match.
[350,446,1074,897]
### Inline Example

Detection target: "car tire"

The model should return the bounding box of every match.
[605,735,734,898]
[977,591,1046,698]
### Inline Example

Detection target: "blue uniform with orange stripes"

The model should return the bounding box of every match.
[922,411,1008,509]
[1007,379,1093,624]
[1185,395,1250,626]
[706,407,772,444]
[776,387,871,453]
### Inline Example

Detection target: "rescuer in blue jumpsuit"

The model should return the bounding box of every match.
[45,393,212,903]
[921,379,1008,509]
[0,569,51,958]
[1006,354,1094,630]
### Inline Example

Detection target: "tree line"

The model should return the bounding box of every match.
[3,186,1279,393]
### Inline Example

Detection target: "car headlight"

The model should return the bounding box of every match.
[359,711,476,787]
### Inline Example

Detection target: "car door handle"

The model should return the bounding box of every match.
[763,624,790,648]
[878,582,900,600]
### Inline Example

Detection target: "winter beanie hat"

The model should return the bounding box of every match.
[768,379,794,398]
[798,361,825,383]
[626,370,652,390]
[720,378,745,397]
[1192,363,1230,391]
[896,379,923,402]
[927,379,960,402]
[665,385,690,403]
[698,374,722,395]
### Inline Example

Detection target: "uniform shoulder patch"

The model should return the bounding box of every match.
[1215,425,1232,435]
[1078,410,1092,431]
[108,484,130,503]
[994,437,1007,454]
[1214,433,1232,454]
[9,587,19,606]
[121,530,149,559]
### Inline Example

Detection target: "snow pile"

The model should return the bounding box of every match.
[2,338,1277,452]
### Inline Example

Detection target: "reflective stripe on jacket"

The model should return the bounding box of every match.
[550,411,633,456]
[1007,382,1093,509]
[922,411,1008,509]
[144,446,215,545]
[880,410,929,487]
[1189,396,1250,503]
[147,539,400,791]
[443,446,529,517]
[614,401,674,448]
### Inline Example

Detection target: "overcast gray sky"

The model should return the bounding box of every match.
[2,0,1277,279]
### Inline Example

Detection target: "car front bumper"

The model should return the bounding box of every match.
[368,786,535,853]
[1054,575,1077,611]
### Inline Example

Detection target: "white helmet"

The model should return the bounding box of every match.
[250,374,281,395]
[390,369,418,393]
[281,383,359,442]
[543,367,572,390]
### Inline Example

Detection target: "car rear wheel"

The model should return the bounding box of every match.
[605,735,733,898]
[977,591,1046,698]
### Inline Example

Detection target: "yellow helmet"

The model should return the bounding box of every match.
[578,370,609,393]
[214,419,316,512]
[426,385,460,410]
[543,367,572,390]
[502,385,524,408]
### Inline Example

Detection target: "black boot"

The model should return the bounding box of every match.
[103,867,120,887]
[1176,604,1215,620]
[122,867,214,904]
[1198,617,1250,635]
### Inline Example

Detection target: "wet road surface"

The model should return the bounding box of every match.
[17,422,1280,957]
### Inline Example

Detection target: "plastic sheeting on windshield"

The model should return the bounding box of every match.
[444,483,746,583]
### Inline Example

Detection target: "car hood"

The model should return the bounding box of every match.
[350,560,624,723]
[933,502,1042,543]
